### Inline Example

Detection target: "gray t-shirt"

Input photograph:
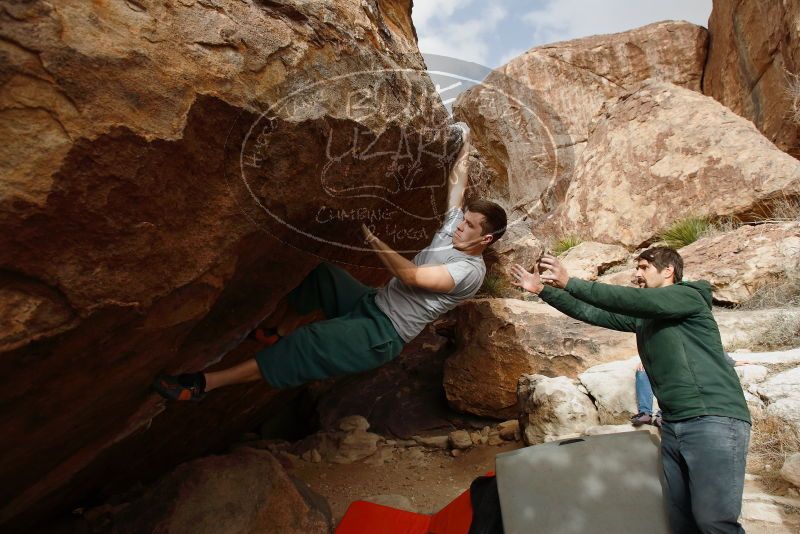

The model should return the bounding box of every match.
[374,207,486,342]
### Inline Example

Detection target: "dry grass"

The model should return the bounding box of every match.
[762,314,800,350]
[787,69,800,125]
[700,215,744,239]
[761,195,800,223]
[729,313,800,352]
[748,415,800,495]
[736,271,800,310]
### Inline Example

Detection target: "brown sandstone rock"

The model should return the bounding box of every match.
[680,223,800,304]
[558,242,629,281]
[98,448,330,534]
[310,328,459,439]
[337,415,371,433]
[0,0,451,529]
[497,420,519,441]
[681,222,800,305]
[556,81,800,247]
[454,21,707,222]
[443,299,637,418]
[704,0,800,159]
[448,430,473,450]
[332,430,381,464]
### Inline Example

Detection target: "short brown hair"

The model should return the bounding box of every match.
[465,199,507,243]
[636,246,684,282]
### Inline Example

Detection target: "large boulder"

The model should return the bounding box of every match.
[556,81,800,247]
[309,326,461,439]
[93,448,331,534]
[445,299,793,418]
[681,222,800,305]
[517,374,600,445]
[781,453,800,488]
[756,367,800,434]
[558,241,629,281]
[578,357,649,424]
[454,21,707,221]
[715,308,800,351]
[443,299,637,418]
[704,0,800,159]
[0,0,452,529]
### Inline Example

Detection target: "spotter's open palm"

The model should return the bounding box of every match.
[510,264,544,294]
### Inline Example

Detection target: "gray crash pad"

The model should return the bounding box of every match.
[495,431,669,534]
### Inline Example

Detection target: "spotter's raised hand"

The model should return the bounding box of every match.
[510,263,544,294]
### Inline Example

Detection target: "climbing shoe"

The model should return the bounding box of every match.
[630,412,653,427]
[152,372,206,401]
[652,413,663,428]
[248,327,281,347]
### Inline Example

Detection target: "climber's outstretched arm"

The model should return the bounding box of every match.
[447,124,471,211]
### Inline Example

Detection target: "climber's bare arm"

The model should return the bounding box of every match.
[362,224,455,292]
[447,127,471,211]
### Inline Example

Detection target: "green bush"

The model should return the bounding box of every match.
[478,272,514,298]
[553,235,582,256]
[658,217,710,248]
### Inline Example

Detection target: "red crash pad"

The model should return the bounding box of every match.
[335,473,493,534]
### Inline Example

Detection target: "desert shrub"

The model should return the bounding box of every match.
[553,235,582,255]
[748,415,800,495]
[754,314,800,351]
[736,270,800,310]
[478,272,515,298]
[761,195,800,223]
[730,313,800,352]
[658,217,710,248]
[787,69,800,124]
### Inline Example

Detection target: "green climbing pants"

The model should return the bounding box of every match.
[255,263,404,388]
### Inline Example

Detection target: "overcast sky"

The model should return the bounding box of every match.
[413,0,713,68]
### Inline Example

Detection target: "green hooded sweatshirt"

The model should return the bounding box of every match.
[539,278,751,423]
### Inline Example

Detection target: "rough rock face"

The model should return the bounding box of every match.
[681,223,800,305]
[309,326,460,439]
[93,448,331,534]
[704,0,800,159]
[578,357,648,425]
[558,242,629,281]
[756,367,800,434]
[557,81,800,247]
[782,453,800,488]
[454,21,707,223]
[443,299,637,418]
[715,308,800,350]
[0,0,452,529]
[517,374,599,444]
[445,300,794,418]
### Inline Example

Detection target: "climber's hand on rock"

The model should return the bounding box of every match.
[361,224,378,245]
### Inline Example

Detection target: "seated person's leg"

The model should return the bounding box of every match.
[631,369,655,426]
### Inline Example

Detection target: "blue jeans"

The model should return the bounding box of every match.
[636,369,654,414]
[660,416,751,533]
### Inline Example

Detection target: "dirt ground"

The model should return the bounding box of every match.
[289,438,800,533]
[291,441,523,522]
